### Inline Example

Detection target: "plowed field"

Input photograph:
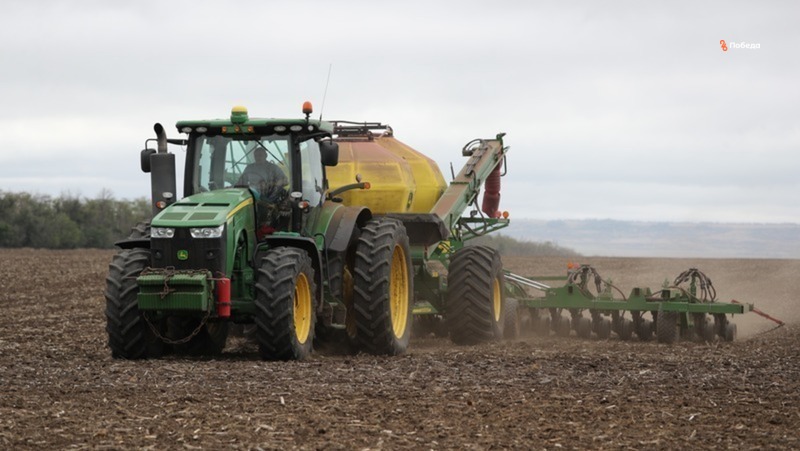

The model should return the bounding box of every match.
[1,249,798,449]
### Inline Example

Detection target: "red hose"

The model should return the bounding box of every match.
[482,163,502,218]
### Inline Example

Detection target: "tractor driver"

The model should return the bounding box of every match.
[238,147,290,238]
[238,147,289,202]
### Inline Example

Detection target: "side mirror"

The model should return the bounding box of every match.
[140,148,156,173]
[319,140,339,167]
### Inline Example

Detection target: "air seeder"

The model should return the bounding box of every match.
[106,104,766,361]
[106,104,515,360]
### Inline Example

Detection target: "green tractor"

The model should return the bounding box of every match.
[106,103,513,360]
[106,103,420,360]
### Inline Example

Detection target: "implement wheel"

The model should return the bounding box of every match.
[352,218,413,355]
[105,248,164,359]
[254,247,317,360]
[446,246,505,345]
[656,309,679,344]
[504,298,521,339]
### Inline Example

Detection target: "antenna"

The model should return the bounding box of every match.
[319,63,332,120]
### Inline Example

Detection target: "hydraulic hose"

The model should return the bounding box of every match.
[481,163,502,218]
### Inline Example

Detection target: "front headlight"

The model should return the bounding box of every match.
[190,225,224,239]
[151,227,175,238]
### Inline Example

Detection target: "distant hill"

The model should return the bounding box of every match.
[503,219,800,259]
[468,233,580,257]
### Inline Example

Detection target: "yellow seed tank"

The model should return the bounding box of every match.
[327,126,447,214]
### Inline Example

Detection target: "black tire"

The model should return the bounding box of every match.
[576,317,592,339]
[656,310,679,344]
[352,218,413,355]
[105,248,164,359]
[167,317,229,355]
[446,246,505,345]
[503,298,521,340]
[254,247,317,360]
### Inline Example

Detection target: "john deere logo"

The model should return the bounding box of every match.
[177,250,189,261]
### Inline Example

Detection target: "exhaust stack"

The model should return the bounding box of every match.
[148,123,177,217]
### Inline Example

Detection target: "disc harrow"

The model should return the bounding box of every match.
[505,265,781,343]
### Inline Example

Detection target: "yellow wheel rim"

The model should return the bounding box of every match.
[492,278,502,322]
[389,244,409,339]
[294,273,312,344]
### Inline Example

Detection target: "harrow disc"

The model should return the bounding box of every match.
[555,316,571,337]
[575,317,592,338]
[595,317,612,339]
[618,318,634,341]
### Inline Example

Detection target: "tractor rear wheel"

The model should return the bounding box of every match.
[254,247,317,360]
[352,218,413,355]
[105,248,164,359]
[446,246,505,345]
[656,309,679,344]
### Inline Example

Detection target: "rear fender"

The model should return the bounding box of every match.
[325,206,372,253]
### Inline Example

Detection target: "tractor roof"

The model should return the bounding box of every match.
[175,106,334,135]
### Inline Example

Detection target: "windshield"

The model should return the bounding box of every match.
[193,134,290,194]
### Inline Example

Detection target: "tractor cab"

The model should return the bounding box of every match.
[177,105,338,237]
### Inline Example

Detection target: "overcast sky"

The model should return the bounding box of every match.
[1,1,797,223]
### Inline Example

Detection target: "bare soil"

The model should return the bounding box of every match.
[0,249,798,449]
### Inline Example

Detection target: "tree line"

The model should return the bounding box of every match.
[0,191,150,249]
[0,190,580,256]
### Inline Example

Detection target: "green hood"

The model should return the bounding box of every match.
[151,189,254,227]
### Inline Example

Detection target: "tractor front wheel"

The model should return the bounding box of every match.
[254,247,317,360]
[105,248,164,359]
[352,218,414,355]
